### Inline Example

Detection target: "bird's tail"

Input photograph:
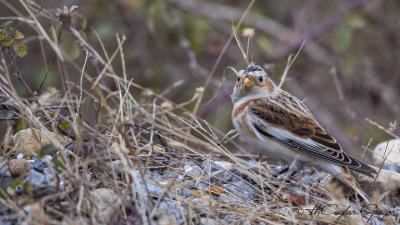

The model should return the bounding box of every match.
[328,165,371,203]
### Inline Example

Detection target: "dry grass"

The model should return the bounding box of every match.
[0,1,399,225]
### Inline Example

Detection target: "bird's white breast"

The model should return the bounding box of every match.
[233,107,313,164]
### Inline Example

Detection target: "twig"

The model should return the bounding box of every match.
[278,41,305,89]
[203,0,255,91]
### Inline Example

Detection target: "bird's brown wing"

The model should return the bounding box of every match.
[248,95,377,177]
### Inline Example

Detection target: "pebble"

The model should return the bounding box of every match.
[12,128,60,158]
[235,218,251,225]
[200,217,216,225]
[8,159,30,177]
[16,153,24,159]
[31,159,46,172]
[223,180,254,201]
[6,187,15,196]
[383,163,400,173]
[373,139,400,165]
[184,165,202,178]
[195,182,207,190]
[130,171,166,197]
[0,167,10,177]
[215,171,233,182]
[158,200,182,222]
[15,185,23,195]
[28,169,48,186]
[214,161,233,171]
[202,160,222,173]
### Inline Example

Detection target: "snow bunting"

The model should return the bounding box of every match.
[231,64,376,202]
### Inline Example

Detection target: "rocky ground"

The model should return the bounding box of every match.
[1,128,400,224]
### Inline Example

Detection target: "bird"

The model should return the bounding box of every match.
[231,64,377,203]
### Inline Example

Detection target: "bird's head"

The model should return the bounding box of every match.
[231,64,276,103]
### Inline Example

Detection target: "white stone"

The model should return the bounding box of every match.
[214,161,233,170]
[372,139,400,165]
[184,165,202,178]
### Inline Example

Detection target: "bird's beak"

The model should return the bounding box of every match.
[244,78,253,88]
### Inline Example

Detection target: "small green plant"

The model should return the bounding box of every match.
[0,21,28,57]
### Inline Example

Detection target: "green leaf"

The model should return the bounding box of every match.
[1,36,13,46]
[14,30,24,39]
[48,21,62,40]
[4,26,13,32]
[9,174,25,189]
[0,29,6,40]
[59,121,70,131]
[38,144,58,158]
[13,42,28,57]
[52,156,66,172]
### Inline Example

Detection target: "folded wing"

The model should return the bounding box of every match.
[249,96,377,178]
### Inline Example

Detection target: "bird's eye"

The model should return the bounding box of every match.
[237,77,240,82]
[258,76,263,82]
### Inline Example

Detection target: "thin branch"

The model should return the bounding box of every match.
[278,41,305,89]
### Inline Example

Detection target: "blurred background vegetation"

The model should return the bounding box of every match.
[1,0,399,161]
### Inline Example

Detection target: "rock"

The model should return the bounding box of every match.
[223,180,254,202]
[28,169,48,186]
[202,160,221,172]
[8,159,30,177]
[216,171,233,182]
[85,188,121,224]
[283,191,306,206]
[160,101,173,111]
[358,166,400,193]
[6,187,15,197]
[158,200,181,221]
[383,164,400,173]
[373,139,400,165]
[234,218,251,225]
[195,182,207,190]
[130,171,167,197]
[31,159,46,172]
[184,164,202,178]
[15,185,23,195]
[214,161,233,171]
[200,217,217,225]
[12,128,59,158]
[0,166,10,177]
[209,186,225,196]
[202,160,233,172]
[190,190,205,198]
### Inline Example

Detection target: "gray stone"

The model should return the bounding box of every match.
[200,217,216,225]
[202,160,221,172]
[223,180,254,201]
[218,171,233,182]
[184,165,202,178]
[31,159,46,172]
[28,169,48,186]
[195,182,207,190]
[158,200,182,222]
[383,163,400,173]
